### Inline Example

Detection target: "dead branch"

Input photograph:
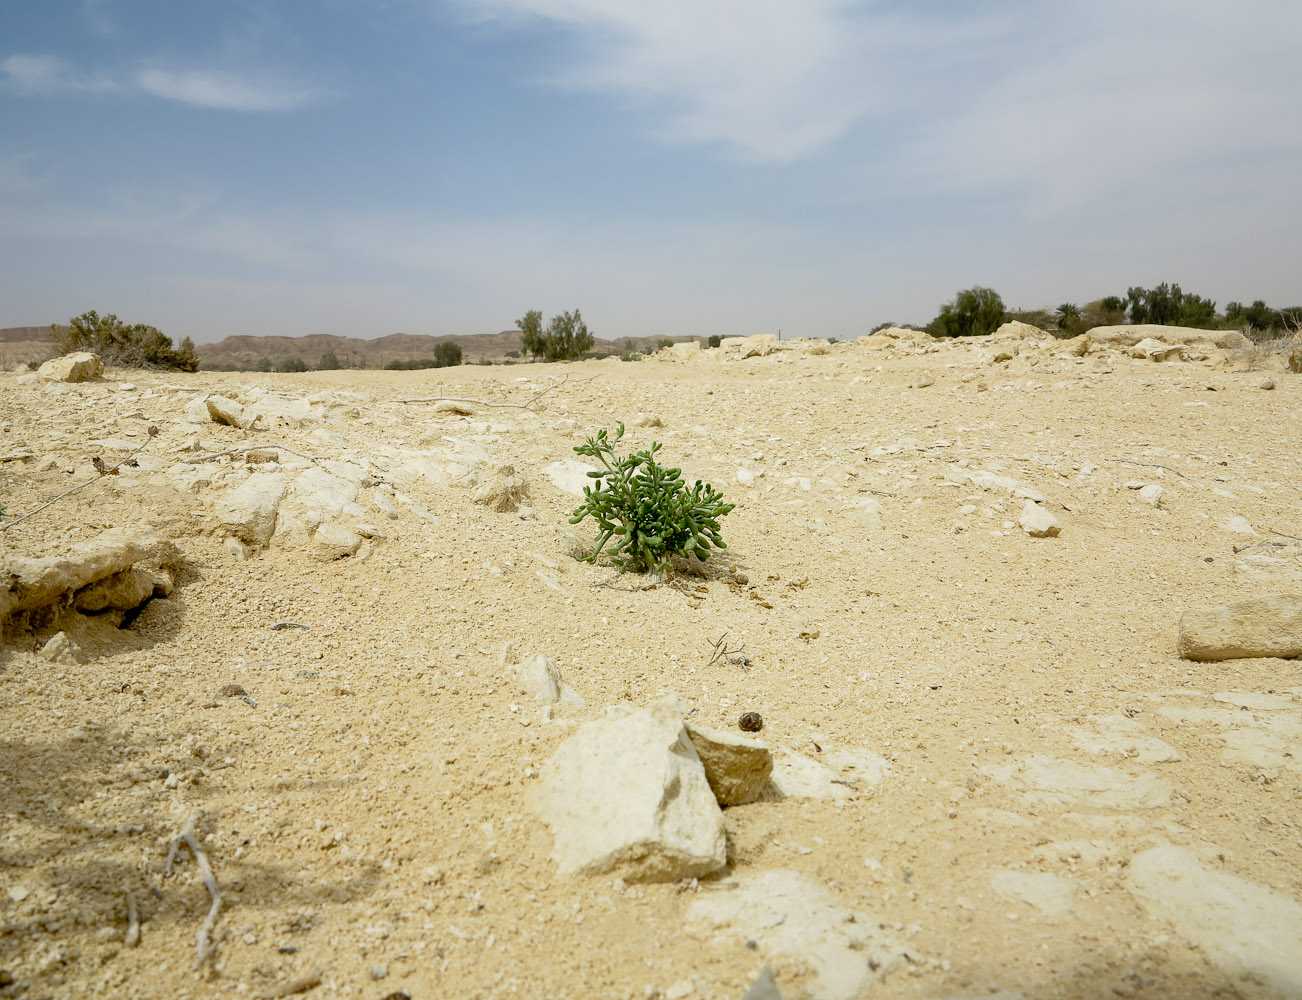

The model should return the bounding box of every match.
[707,631,750,670]
[0,427,160,532]
[180,444,318,465]
[395,373,594,408]
[165,811,222,971]
[1108,458,1187,478]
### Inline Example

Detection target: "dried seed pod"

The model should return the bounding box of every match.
[738,711,763,733]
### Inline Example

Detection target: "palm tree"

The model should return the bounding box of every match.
[1055,303,1081,330]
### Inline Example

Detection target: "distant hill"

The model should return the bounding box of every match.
[0,324,707,371]
[196,330,706,370]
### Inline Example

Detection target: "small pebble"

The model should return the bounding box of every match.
[220,684,248,697]
[370,965,389,980]
[1258,378,1275,390]
[738,711,763,733]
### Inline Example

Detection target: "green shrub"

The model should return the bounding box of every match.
[618,350,644,362]
[517,308,594,361]
[569,424,735,573]
[707,335,722,348]
[926,287,1006,338]
[52,310,198,371]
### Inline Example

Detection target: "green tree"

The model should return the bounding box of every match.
[1126,283,1216,328]
[52,310,199,371]
[433,342,462,367]
[1055,303,1081,328]
[319,350,342,370]
[517,310,544,359]
[927,287,1006,338]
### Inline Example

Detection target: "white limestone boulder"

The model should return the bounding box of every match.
[531,698,725,882]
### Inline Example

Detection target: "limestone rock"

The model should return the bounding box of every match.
[518,654,585,706]
[1019,500,1060,537]
[73,564,173,613]
[545,460,600,496]
[989,870,1078,920]
[688,870,907,1000]
[38,631,80,664]
[1138,484,1164,507]
[558,531,596,562]
[993,320,1048,340]
[1178,594,1302,661]
[310,522,362,561]
[433,399,475,415]
[1,526,181,623]
[473,465,528,512]
[948,465,1045,502]
[531,698,725,881]
[740,967,783,1000]
[37,352,102,383]
[910,372,935,388]
[1086,325,1252,351]
[1130,338,1184,361]
[205,395,259,429]
[184,397,210,423]
[684,722,773,806]
[668,341,701,360]
[721,334,779,358]
[1127,844,1302,997]
[213,472,287,547]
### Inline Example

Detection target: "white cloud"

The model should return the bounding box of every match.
[1,52,317,111]
[135,67,317,111]
[455,0,879,162]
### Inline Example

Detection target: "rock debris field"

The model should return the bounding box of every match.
[1,323,1301,1000]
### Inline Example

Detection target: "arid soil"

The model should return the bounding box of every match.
[1,330,1300,1000]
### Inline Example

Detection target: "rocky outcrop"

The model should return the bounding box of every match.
[531,698,725,882]
[213,472,288,547]
[1178,594,1302,661]
[37,352,102,383]
[1,526,181,624]
[1086,325,1252,351]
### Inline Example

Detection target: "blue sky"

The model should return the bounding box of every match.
[2,1,1299,343]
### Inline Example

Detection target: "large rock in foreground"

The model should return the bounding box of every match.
[1178,594,1302,661]
[1127,844,1302,997]
[1,527,181,623]
[531,698,725,882]
[37,352,102,383]
[685,722,773,806]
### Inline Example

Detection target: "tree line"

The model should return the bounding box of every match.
[884,284,1302,341]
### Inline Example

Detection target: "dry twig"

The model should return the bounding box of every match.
[1108,458,1187,478]
[165,811,222,971]
[0,427,160,532]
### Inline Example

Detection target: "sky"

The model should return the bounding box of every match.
[1,0,1300,343]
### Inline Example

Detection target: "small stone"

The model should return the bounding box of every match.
[685,722,774,807]
[370,965,389,981]
[37,352,102,383]
[1178,594,1302,661]
[1258,378,1275,390]
[665,980,694,1000]
[224,537,252,561]
[1018,500,1060,537]
[738,712,763,733]
[737,467,757,486]
[741,966,783,1000]
[38,631,79,665]
[310,522,362,561]
[220,684,249,698]
[517,654,585,706]
[910,372,935,388]
[1138,484,1164,507]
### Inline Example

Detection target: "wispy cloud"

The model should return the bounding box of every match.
[1,53,318,111]
[454,0,879,162]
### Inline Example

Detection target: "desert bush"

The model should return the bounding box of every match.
[517,308,594,361]
[278,357,309,373]
[618,350,644,362]
[569,424,735,573]
[928,287,1007,338]
[707,335,722,348]
[52,311,198,371]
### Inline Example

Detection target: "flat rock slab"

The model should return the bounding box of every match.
[981,755,1172,811]
[1179,594,1302,660]
[988,870,1078,920]
[531,698,724,882]
[689,869,906,1000]
[2,526,181,622]
[1127,844,1302,997]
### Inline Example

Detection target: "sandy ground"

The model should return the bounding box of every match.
[1,333,1300,1000]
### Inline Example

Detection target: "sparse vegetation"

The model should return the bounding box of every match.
[517,309,594,362]
[927,287,1007,339]
[707,335,722,348]
[383,342,463,370]
[52,311,199,371]
[569,424,735,574]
